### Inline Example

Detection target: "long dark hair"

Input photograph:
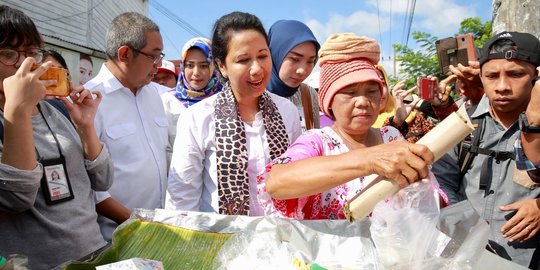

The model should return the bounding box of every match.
[0,5,42,48]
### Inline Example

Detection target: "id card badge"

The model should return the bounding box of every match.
[41,156,74,205]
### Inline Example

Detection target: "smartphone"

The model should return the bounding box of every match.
[456,33,477,64]
[32,65,70,96]
[418,78,437,101]
[436,34,477,75]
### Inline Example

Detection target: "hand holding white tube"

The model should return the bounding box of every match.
[344,106,475,222]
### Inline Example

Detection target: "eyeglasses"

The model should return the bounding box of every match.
[0,48,44,66]
[130,48,164,65]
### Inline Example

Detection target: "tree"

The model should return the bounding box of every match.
[392,17,492,88]
[459,17,493,46]
[392,31,438,87]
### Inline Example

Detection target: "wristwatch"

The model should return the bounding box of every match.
[519,113,540,133]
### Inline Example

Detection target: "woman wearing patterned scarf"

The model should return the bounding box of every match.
[267,20,321,131]
[166,12,301,215]
[161,37,223,161]
[257,33,439,220]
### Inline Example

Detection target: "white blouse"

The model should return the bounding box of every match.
[165,91,301,215]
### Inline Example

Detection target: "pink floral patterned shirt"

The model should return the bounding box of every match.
[256,126,404,220]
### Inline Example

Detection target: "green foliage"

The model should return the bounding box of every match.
[392,17,492,89]
[458,17,493,47]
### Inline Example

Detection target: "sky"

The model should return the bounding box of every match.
[149,0,493,78]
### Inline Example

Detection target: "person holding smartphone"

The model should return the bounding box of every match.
[432,31,540,269]
[0,5,113,269]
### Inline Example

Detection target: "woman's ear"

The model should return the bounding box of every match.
[216,59,227,79]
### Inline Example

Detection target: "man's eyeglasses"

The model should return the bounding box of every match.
[131,48,164,65]
[0,48,44,66]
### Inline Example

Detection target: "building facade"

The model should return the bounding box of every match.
[1,0,148,86]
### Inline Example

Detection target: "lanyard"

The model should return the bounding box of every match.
[36,103,65,161]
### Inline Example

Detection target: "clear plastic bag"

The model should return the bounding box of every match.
[369,175,489,269]
[213,231,300,270]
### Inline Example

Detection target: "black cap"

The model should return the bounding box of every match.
[479,31,540,67]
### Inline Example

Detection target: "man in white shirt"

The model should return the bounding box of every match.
[85,12,169,241]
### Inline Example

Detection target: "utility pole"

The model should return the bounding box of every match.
[492,0,540,38]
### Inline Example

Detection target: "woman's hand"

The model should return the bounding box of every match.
[366,140,434,188]
[391,79,420,126]
[59,86,102,130]
[428,74,457,107]
[3,58,54,115]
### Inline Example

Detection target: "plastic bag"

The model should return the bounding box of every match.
[213,231,300,270]
[370,176,449,269]
[370,175,489,269]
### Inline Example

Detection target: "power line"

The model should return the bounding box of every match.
[149,0,205,38]
[34,0,105,22]
[401,0,410,45]
[161,30,182,59]
[405,0,416,46]
[401,0,416,47]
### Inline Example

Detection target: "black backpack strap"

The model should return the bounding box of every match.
[458,116,484,176]
[458,112,516,196]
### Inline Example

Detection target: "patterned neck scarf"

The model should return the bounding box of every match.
[214,82,290,215]
[170,37,222,108]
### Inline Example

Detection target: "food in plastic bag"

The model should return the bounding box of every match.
[370,176,489,270]
[213,231,300,270]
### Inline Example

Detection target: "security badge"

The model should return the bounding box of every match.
[41,156,74,205]
[36,103,75,205]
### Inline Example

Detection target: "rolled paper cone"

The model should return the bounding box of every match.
[344,106,475,222]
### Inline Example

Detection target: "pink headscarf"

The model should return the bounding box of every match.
[317,33,383,117]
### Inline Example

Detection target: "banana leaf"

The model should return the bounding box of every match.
[62,219,232,270]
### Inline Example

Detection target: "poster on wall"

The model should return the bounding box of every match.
[77,53,94,86]
[42,44,104,87]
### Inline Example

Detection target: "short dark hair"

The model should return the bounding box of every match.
[211,12,267,80]
[488,39,517,54]
[0,5,43,48]
[44,49,68,69]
